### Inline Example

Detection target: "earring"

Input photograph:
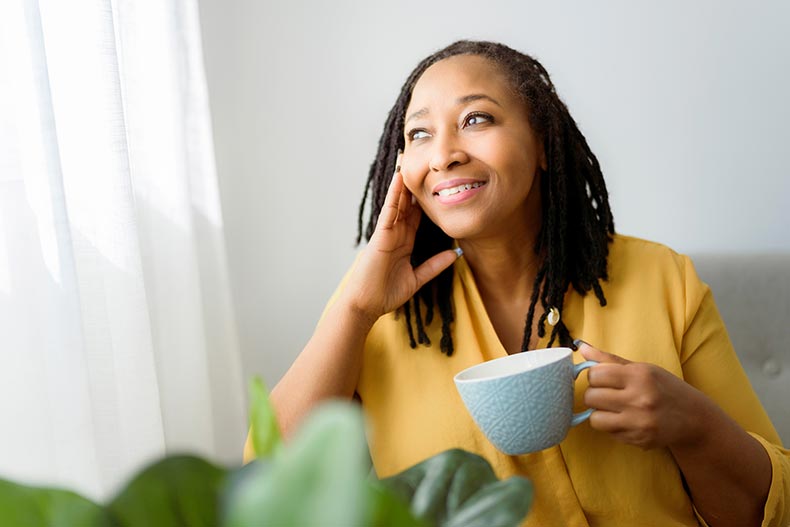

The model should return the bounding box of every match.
[547,307,560,326]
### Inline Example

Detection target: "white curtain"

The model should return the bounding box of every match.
[0,0,246,501]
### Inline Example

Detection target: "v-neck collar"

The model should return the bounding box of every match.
[453,254,551,360]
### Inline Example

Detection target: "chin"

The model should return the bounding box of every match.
[431,217,485,241]
[419,202,497,240]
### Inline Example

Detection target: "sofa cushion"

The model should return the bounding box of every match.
[691,254,790,446]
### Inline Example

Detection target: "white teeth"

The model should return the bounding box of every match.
[436,181,485,196]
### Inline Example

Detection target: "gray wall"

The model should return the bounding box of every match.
[196,0,790,387]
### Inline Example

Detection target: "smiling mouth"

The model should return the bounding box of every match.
[434,181,487,197]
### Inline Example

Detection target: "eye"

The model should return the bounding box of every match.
[407,128,431,141]
[463,112,493,127]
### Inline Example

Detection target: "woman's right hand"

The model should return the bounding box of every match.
[341,154,460,323]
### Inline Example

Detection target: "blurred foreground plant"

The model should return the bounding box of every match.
[0,378,532,526]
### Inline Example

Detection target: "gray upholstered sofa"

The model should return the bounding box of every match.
[692,254,790,446]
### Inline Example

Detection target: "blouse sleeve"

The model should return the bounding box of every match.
[678,255,789,527]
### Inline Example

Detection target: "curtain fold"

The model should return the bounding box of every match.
[0,0,245,501]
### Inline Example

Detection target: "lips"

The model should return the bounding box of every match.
[432,179,488,196]
[434,181,485,196]
[432,178,488,205]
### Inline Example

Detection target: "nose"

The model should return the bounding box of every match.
[428,133,470,172]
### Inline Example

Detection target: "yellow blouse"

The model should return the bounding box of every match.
[246,235,789,526]
[357,236,790,527]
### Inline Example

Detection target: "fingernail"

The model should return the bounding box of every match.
[454,247,463,258]
[411,195,416,205]
[395,149,403,172]
[572,338,587,350]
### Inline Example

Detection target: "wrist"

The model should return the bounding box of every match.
[669,389,722,452]
[336,291,381,330]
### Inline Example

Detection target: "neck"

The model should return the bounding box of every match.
[458,223,543,305]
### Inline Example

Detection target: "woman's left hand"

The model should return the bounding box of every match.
[578,342,709,450]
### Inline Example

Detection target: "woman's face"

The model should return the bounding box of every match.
[401,54,546,242]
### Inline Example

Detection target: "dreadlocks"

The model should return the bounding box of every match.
[356,40,615,355]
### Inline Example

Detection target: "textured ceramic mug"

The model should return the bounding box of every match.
[454,347,597,455]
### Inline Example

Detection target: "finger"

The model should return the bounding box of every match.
[395,176,411,223]
[576,340,631,365]
[413,249,461,289]
[586,363,628,389]
[588,409,628,434]
[393,150,409,223]
[376,172,404,230]
[404,198,423,233]
[584,386,629,411]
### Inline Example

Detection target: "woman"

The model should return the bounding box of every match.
[254,41,789,526]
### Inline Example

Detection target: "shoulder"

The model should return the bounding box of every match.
[608,234,687,271]
[584,235,712,366]
[607,234,695,286]
[604,234,707,309]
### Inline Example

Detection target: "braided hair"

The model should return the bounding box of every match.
[356,40,614,355]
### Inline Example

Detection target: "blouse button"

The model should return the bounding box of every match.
[547,307,560,326]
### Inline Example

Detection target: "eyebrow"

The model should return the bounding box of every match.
[405,94,502,125]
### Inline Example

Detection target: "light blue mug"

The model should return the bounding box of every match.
[454,347,597,455]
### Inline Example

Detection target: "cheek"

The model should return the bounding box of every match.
[400,170,418,194]
[498,142,541,188]
[400,158,427,195]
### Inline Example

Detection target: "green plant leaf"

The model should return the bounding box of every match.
[364,480,428,527]
[223,402,372,527]
[106,455,226,527]
[0,478,110,527]
[248,376,281,459]
[380,449,532,527]
[0,394,529,527]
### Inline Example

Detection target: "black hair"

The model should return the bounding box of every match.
[356,40,614,355]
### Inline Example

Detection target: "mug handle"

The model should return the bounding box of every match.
[570,360,598,427]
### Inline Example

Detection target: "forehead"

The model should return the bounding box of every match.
[408,54,515,109]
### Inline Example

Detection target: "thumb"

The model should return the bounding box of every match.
[574,339,631,365]
[413,248,462,290]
